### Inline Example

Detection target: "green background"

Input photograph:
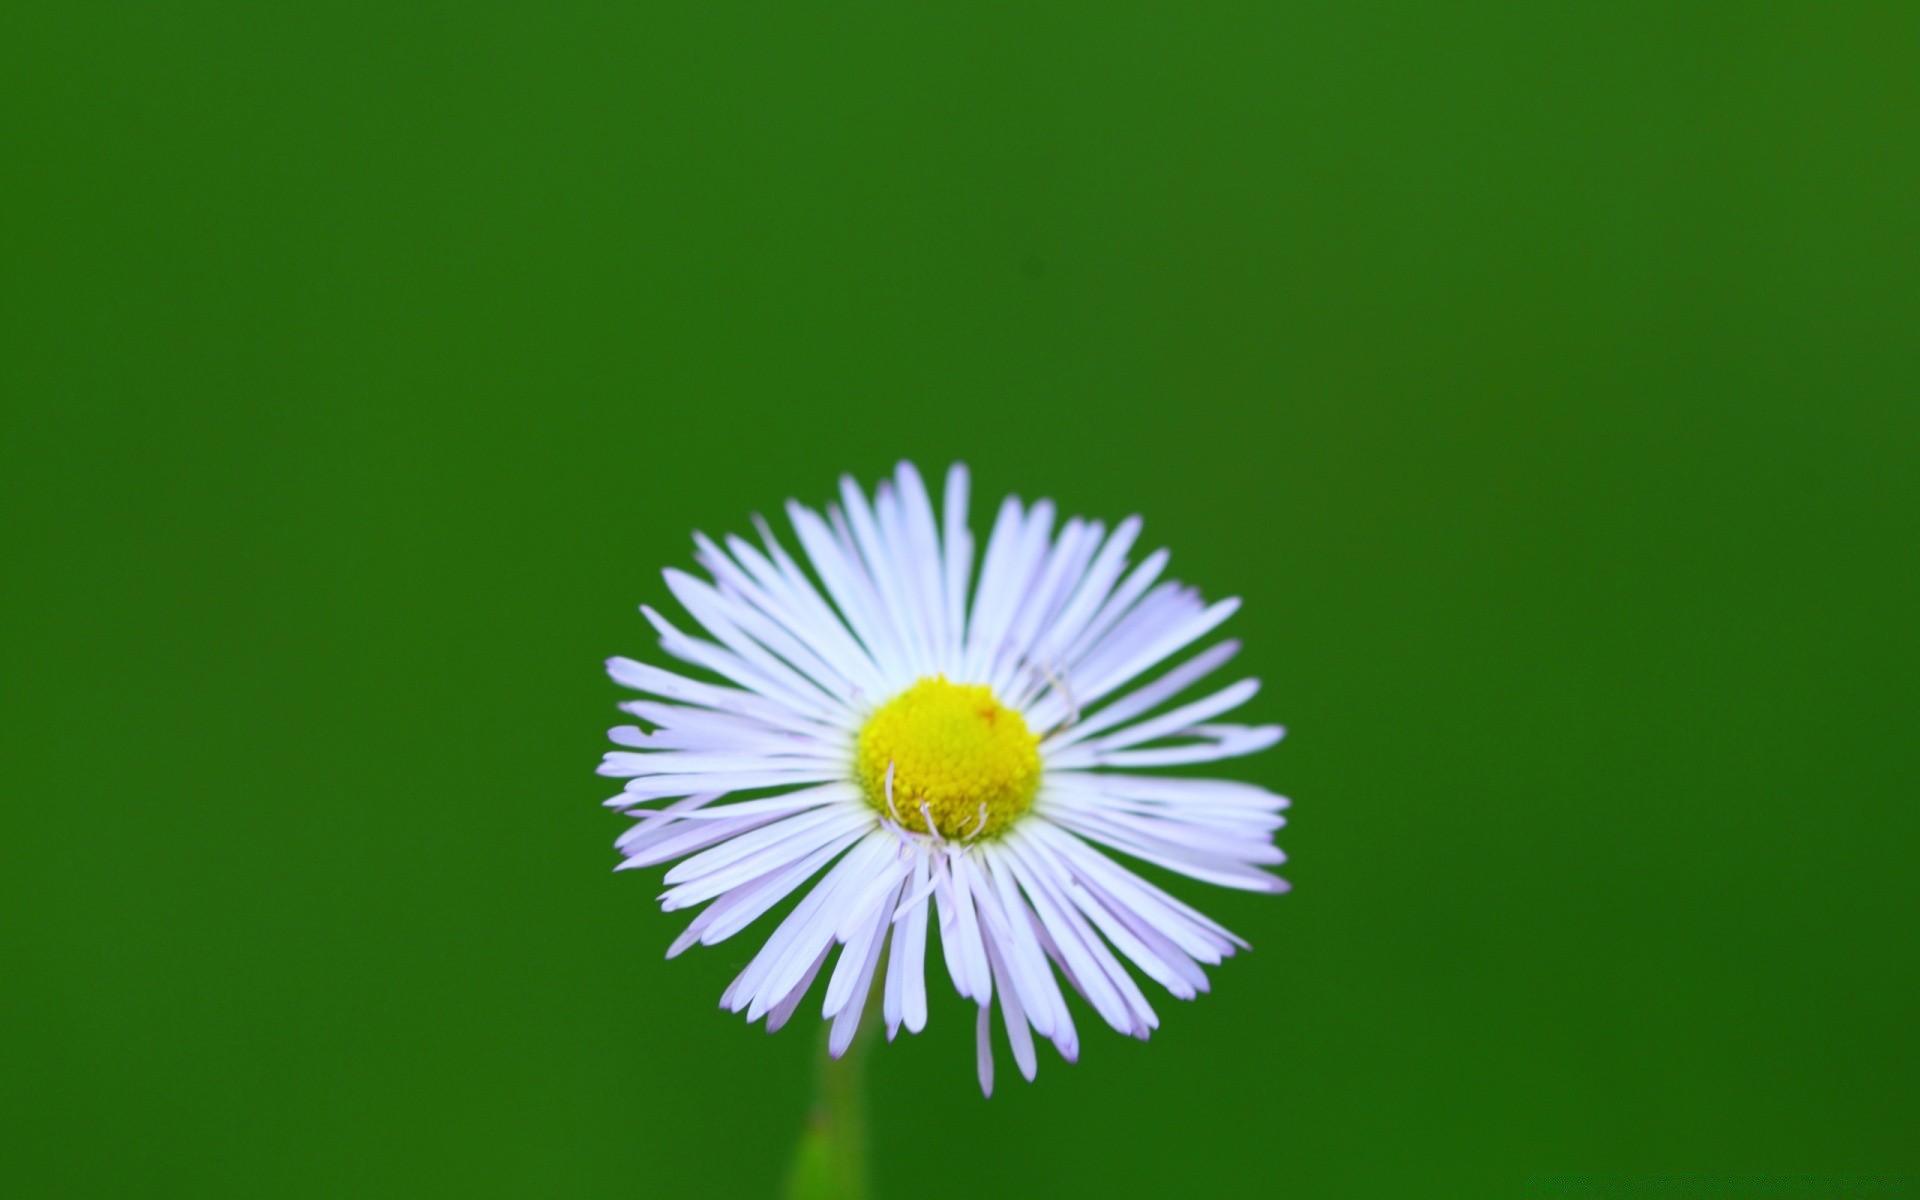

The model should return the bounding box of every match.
[4,2,1916,1196]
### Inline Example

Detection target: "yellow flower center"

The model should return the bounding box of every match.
[855,676,1041,841]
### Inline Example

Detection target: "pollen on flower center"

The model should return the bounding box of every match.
[856,676,1041,841]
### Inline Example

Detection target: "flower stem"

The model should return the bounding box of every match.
[782,1004,878,1200]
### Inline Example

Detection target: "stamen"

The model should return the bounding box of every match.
[854,676,1040,841]
[1039,658,1080,733]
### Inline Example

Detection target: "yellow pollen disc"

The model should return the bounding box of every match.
[855,676,1041,841]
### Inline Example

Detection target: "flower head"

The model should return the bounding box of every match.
[600,463,1288,1093]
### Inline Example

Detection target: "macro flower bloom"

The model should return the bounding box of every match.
[600,463,1288,1093]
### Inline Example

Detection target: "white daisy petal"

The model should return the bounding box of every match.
[974,846,1066,1039]
[883,899,909,1039]
[1044,805,1288,892]
[673,831,865,955]
[765,945,833,1035]
[1002,831,1196,1000]
[1055,547,1170,670]
[1088,723,1286,768]
[992,840,1136,1035]
[898,853,932,1034]
[991,516,1096,699]
[662,806,872,904]
[872,478,942,679]
[782,503,901,683]
[1017,898,1084,1062]
[641,604,847,724]
[663,567,862,717]
[616,700,834,752]
[893,461,950,668]
[723,528,891,700]
[934,850,994,1006]
[1030,515,1142,668]
[833,852,912,943]
[979,500,1058,689]
[616,768,845,803]
[962,496,1038,681]
[983,931,1039,1082]
[828,920,889,1059]
[839,476,929,679]
[749,833,898,1021]
[614,790,723,846]
[1037,794,1286,865]
[1017,836,1160,1036]
[598,749,843,778]
[728,833,889,1018]
[939,464,973,665]
[1026,821,1250,953]
[661,803,860,882]
[824,871,903,1019]
[617,812,785,870]
[975,1002,995,1098]
[1071,597,1242,714]
[1042,793,1285,840]
[1088,678,1262,752]
[665,784,859,821]
[606,656,828,736]
[1047,770,1290,812]
[705,836,863,947]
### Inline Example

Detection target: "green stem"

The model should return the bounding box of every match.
[783,999,878,1200]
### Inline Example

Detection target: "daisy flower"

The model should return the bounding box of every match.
[600,462,1288,1094]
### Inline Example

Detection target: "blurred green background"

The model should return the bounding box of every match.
[4,2,1916,1196]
